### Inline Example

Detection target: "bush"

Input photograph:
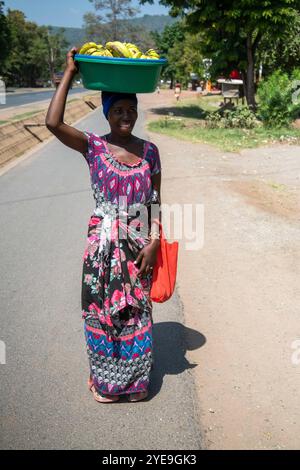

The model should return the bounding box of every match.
[291,68,300,120]
[257,70,300,127]
[205,106,261,129]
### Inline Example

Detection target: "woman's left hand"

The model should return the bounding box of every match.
[134,241,160,278]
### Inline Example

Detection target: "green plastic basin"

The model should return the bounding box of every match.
[74,54,167,93]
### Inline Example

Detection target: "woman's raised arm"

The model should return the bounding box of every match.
[45,47,88,155]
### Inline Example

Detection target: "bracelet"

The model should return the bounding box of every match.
[149,231,160,240]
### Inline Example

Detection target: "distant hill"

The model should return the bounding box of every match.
[125,14,176,32]
[49,27,87,48]
[49,14,177,47]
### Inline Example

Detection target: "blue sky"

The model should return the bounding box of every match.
[4,0,170,28]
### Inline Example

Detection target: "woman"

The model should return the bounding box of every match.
[46,47,162,403]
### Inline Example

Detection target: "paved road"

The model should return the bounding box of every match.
[0,107,202,449]
[0,87,87,109]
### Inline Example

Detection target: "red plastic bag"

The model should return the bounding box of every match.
[150,223,179,303]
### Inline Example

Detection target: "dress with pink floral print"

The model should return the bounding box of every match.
[81,131,161,397]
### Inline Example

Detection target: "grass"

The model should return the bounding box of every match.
[0,110,42,127]
[266,181,287,191]
[148,118,300,152]
[67,98,80,104]
[0,97,81,125]
[147,95,300,152]
[10,110,42,121]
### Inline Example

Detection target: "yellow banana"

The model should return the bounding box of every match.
[106,41,132,58]
[101,50,113,57]
[125,43,141,56]
[90,46,113,57]
[103,48,113,57]
[91,51,105,56]
[85,47,98,55]
[128,49,142,58]
[80,40,160,60]
[79,42,98,54]
[145,49,160,59]
[132,51,142,59]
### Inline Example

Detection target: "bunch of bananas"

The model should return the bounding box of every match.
[144,48,160,59]
[79,41,160,60]
[78,42,113,57]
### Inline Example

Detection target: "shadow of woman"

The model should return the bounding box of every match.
[150,322,206,398]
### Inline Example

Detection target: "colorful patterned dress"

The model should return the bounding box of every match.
[81,132,161,397]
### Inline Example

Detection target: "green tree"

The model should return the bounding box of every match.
[257,12,300,77]
[169,30,204,87]
[153,21,204,88]
[0,1,11,71]
[5,9,33,86]
[141,0,300,109]
[122,24,156,50]
[4,9,67,86]
[43,26,69,83]
[152,22,184,88]
[86,0,139,41]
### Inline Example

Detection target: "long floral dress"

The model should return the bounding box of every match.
[81,132,161,397]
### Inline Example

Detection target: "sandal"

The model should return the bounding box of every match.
[127,391,149,402]
[88,378,120,403]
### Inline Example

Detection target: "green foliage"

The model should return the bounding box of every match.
[257,12,300,76]
[257,70,300,127]
[2,9,68,86]
[148,117,300,152]
[0,1,11,69]
[206,106,261,129]
[152,21,204,87]
[151,21,184,86]
[141,0,300,106]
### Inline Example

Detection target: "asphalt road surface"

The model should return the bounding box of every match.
[0,106,202,450]
[0,87,87,109]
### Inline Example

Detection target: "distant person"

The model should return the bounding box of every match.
[156,85,160,94]
[174,82,181,101]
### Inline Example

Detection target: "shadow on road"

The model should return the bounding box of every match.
[150,321,206,398]
[149,106,208,120]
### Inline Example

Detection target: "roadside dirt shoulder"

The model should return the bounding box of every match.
[143,96,300,449]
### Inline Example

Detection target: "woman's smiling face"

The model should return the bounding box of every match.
[108,99,138,136]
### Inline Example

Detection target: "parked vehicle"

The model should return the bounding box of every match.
[53,71,73,89]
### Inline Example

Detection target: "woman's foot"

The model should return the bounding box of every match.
[127,391,149,402]
[88,378,120,403]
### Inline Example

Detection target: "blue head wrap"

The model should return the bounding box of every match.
[101,91,138,120]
